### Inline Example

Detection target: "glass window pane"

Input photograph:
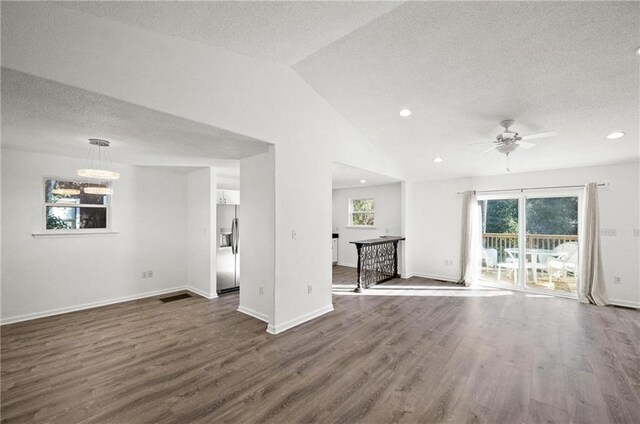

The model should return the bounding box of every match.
[478,198,519,287]
[79,207,107,229]
[46,206,78,229]
[526,197,578,237]
[46,207,107,229]
[525,197,578,293]
[351,199,374,212]
[352,212,374,226]
[45,179,107,205]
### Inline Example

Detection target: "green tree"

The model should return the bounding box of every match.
[526,197,577,235]
[484,199,518,233]
[47,213,69,230]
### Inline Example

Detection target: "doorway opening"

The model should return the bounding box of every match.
[478,191,580,297]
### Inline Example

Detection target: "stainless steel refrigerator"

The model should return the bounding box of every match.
[216,204,239,294]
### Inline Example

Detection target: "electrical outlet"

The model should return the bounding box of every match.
[613,276,622,284]
[292,230,297,240]
[142,272,147,279]
[259,286,264,295]
[147,270,153,278]
[444,260,453,266]
[307,284,313,294]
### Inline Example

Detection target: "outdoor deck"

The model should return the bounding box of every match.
[480,267,577,293]
[482,233,578,294]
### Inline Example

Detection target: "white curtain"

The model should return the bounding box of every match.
[458,190,481,286]
[577,182,609,305]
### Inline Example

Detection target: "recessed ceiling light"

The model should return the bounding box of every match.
[399,109,412,117]
[606,131,625,139]
[360,179,367,184]
[433,157,443,163]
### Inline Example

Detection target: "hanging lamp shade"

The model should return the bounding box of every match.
[52,187,81,196]
[84,186,114,195]
[78,138,119,195]
[51,180,81,196]
[77,139,120,180]
[77,168,120,180]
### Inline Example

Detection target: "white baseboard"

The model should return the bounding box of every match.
[609,298,640,309]
[186,285,218,300]
[336,262,356,268]
[1,285,189,325]
[237,305,269,323]
[267,304,334,334]
[404,272,458,283]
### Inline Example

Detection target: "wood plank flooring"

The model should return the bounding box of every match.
[1,266,639,423]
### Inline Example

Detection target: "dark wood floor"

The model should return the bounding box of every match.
[1,266,639,423]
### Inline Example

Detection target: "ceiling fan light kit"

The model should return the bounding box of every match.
[495,144,518,155]
[472,119,557,172]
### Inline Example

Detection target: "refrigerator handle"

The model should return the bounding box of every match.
[231,218,239,254]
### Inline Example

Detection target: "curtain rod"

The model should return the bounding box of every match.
[456,183,607,195]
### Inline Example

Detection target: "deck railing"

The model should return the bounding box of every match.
[483,233,578,262]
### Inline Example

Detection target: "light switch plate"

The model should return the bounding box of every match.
[601,228,617,236]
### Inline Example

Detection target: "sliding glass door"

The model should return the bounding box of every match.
[524,197,578,294]
[479,197,520,287]
[479,192,580,296]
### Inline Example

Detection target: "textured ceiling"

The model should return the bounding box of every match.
[59,1,401,65]
[332,162,400,189]
[295,1,640,180]
[3,2,639,182]
[1,69,268,180]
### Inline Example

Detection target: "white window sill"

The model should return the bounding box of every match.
[346,226,376,229]
[32,231,119,239]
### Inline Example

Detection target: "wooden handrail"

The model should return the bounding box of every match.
[482,233,578,262]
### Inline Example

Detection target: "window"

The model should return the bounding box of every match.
[44,179,109,230]
[349,198,375,227]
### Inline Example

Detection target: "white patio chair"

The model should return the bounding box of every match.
[498,249,538,283]
[540,242,578,278]
[547,249,578,284]
[497,250,519,282]
[482,248,497,270]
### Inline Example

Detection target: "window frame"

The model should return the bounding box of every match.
[348,197,375,228]
[42,176,112,233]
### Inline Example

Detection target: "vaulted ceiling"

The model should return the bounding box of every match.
[4,1,639,181]
[294,1,640,180]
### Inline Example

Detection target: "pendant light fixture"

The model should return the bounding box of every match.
[78,138,119,195]
[51,185,81,196]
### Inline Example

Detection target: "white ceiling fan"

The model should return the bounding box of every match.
[471,119,557,171]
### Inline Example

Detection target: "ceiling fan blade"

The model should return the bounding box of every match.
[520,131,557,140]
[482,145,498,153]
[518,141,536,149]
[468,140,495,146]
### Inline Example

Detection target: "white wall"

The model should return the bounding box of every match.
[332,183,402,267]
[1,149,189,323]
[406,162,640,307]
[239,147,275,324]
[1,3,405,332]
[187,168,217,299]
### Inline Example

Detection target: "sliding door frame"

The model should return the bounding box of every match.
[478,188,582,299]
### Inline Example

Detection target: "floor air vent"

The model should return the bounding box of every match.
[159,293,192,303]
